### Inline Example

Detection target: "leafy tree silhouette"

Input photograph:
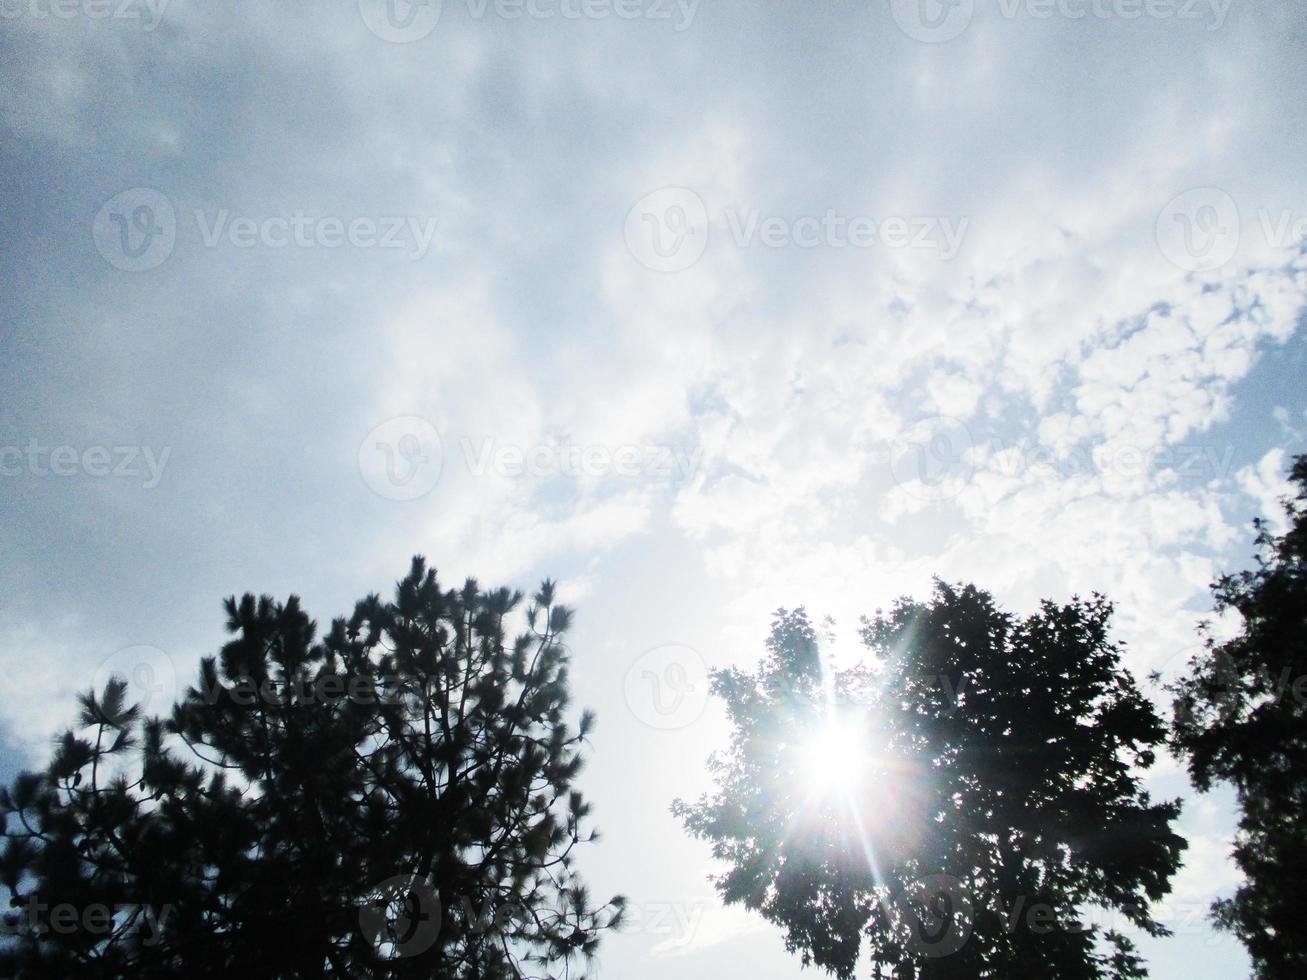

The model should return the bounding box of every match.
[675,584,1184,979]
[0,557,623,978]
[1169,453,1307,978]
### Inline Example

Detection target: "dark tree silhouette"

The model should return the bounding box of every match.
[675,584,1184,979]
[1170,453,1307,979]
[0,557,623,978]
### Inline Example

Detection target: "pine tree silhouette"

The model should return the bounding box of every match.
[0,557,623,978]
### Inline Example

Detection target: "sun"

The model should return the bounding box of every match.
[800,714,874,797]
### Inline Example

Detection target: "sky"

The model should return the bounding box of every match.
[2,0,1306,976]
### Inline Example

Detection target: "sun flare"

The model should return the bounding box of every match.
[800,715,874,797]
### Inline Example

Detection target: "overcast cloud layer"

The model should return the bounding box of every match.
[2,1,1306,975]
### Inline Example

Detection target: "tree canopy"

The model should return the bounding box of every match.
[0,557,622,978]
[1170,453,1307,978]
[675,583,1185,978]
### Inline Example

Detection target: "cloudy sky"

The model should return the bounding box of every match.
[2,0,1306,975]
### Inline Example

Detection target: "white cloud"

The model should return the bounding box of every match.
[1236,447,1294,535]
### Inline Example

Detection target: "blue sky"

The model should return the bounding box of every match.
[2,1,1306,975]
